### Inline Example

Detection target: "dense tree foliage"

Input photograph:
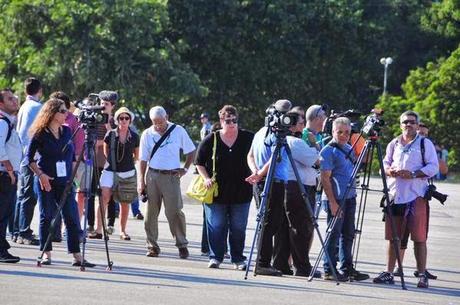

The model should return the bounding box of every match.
[0,0,459,161]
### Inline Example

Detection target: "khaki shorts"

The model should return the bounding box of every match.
[385,197,429,243]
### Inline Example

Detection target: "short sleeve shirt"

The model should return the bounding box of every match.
[195,130,254,205]
[139,123,195,169]
[104,128,140,172]
[320,142,356,200]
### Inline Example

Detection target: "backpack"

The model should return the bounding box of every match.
[0,115,13,143]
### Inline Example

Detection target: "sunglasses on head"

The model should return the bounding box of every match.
[118,116,131,121]
[401,119,417,125]
[224,118,238,124]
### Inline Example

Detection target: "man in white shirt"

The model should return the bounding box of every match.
[138,106,195,259]
[0,89,22,263]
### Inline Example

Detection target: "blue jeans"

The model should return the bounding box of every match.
[131,198,141,216]
[35,178,80,253]
[201,205,209,253]
[204,202,250,263]
[15,165,37,238]
[0,174,17,252]
[323,197,356,274]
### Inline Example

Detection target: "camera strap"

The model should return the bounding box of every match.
[149,124,176,162]
[327,142,355,164]
[420,137,435,186]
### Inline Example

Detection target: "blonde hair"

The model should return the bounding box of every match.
[29,98,65,138]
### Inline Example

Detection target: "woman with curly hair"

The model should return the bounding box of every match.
[27,98,94,267]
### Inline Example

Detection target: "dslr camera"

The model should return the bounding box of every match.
[322,108,361,137]
[424,184,448,205]
[74,93,109,128]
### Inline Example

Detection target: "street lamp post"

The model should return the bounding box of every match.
[380,57,393,96]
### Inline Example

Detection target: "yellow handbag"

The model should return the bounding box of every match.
[186,132,218,204]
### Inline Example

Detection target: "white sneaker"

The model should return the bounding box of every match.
[208,259,221,268]
[233,261,247,271]
[106,226,114,235]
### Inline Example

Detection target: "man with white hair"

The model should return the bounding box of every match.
[138,106,195,259]
[320,117,369,282]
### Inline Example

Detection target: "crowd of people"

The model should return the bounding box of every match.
[0,77,444,289]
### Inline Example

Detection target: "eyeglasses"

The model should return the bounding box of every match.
[58,109,67,114]
[401,120,417,125]
[224,118,238,124]
[118,116,131,121]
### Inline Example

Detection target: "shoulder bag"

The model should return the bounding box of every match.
[186,132,218,204]
[110,130,138,203]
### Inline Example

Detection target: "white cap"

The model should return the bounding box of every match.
[149,106,167,120]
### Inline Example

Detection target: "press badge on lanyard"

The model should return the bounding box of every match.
[56,161,67,177]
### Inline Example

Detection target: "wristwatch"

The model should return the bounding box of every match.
[410,171,417,179]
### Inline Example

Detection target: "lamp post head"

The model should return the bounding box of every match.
[380,57,393,66]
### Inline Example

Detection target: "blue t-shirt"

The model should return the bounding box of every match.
[251,127,288,181]
[319,142,356,200]
[27,126,75,185]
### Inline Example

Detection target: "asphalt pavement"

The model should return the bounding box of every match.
[1,175,459,305]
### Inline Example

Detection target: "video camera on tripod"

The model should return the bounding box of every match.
[74,93,109,128]
[361,109,385,136]
[264,99,298,135]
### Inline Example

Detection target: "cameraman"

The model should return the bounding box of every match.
[271,110,320,276]
[245,99,291,277]
[320,117,369,281]
[373,111,438,289]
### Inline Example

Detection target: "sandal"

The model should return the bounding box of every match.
[120,233,131,241]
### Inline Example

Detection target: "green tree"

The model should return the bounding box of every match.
[0,0,206,128]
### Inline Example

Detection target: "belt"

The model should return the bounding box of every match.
[150,168,180,175]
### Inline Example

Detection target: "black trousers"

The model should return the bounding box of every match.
[273,181,314,274]
[257,181,285,267]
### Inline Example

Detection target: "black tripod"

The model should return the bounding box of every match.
[244,129,340,284]
[36,124,113,271]
[309,132,407,289]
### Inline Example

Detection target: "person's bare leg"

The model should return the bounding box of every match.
[95,188,111,234]
[77,192,85,220]
[120,203,130,236]
[414,241,427,273]
[387,240,401,273]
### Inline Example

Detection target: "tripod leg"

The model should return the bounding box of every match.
[245,144,281,280]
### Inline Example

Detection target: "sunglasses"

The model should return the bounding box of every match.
[118,116,131,121]
[224,118,238,124]
[58,109,67,114]
[401,120,417,125]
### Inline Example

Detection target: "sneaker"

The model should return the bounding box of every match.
[345,267,370,281]
[200,251,210,257]
[72,259,96,268]
[178,247,189,259]
[106,226,114,235]
[16,236,39,246]
[373,271,394,284]
[297,269,322,278]
[135,213,144,220]
[323,272,349,282]
[0,251,20,263]
[255,265,283,276]
[208,259,221,268]
[415,269,437,280]
[233,261,247,271]
[393,267,403,277]
[417,273,429,288]
[41,257,52,265]
[146,247,160,257]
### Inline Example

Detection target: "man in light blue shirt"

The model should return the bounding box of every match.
[12,77,43,245]
[246,99,291,276]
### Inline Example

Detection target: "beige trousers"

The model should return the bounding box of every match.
[144,169,188,249]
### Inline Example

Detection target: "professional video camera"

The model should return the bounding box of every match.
[424,184,448,205]
[361,109,385,136]
[74,93,109,127]
[264,99,298,134]
[323,108,362,136]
